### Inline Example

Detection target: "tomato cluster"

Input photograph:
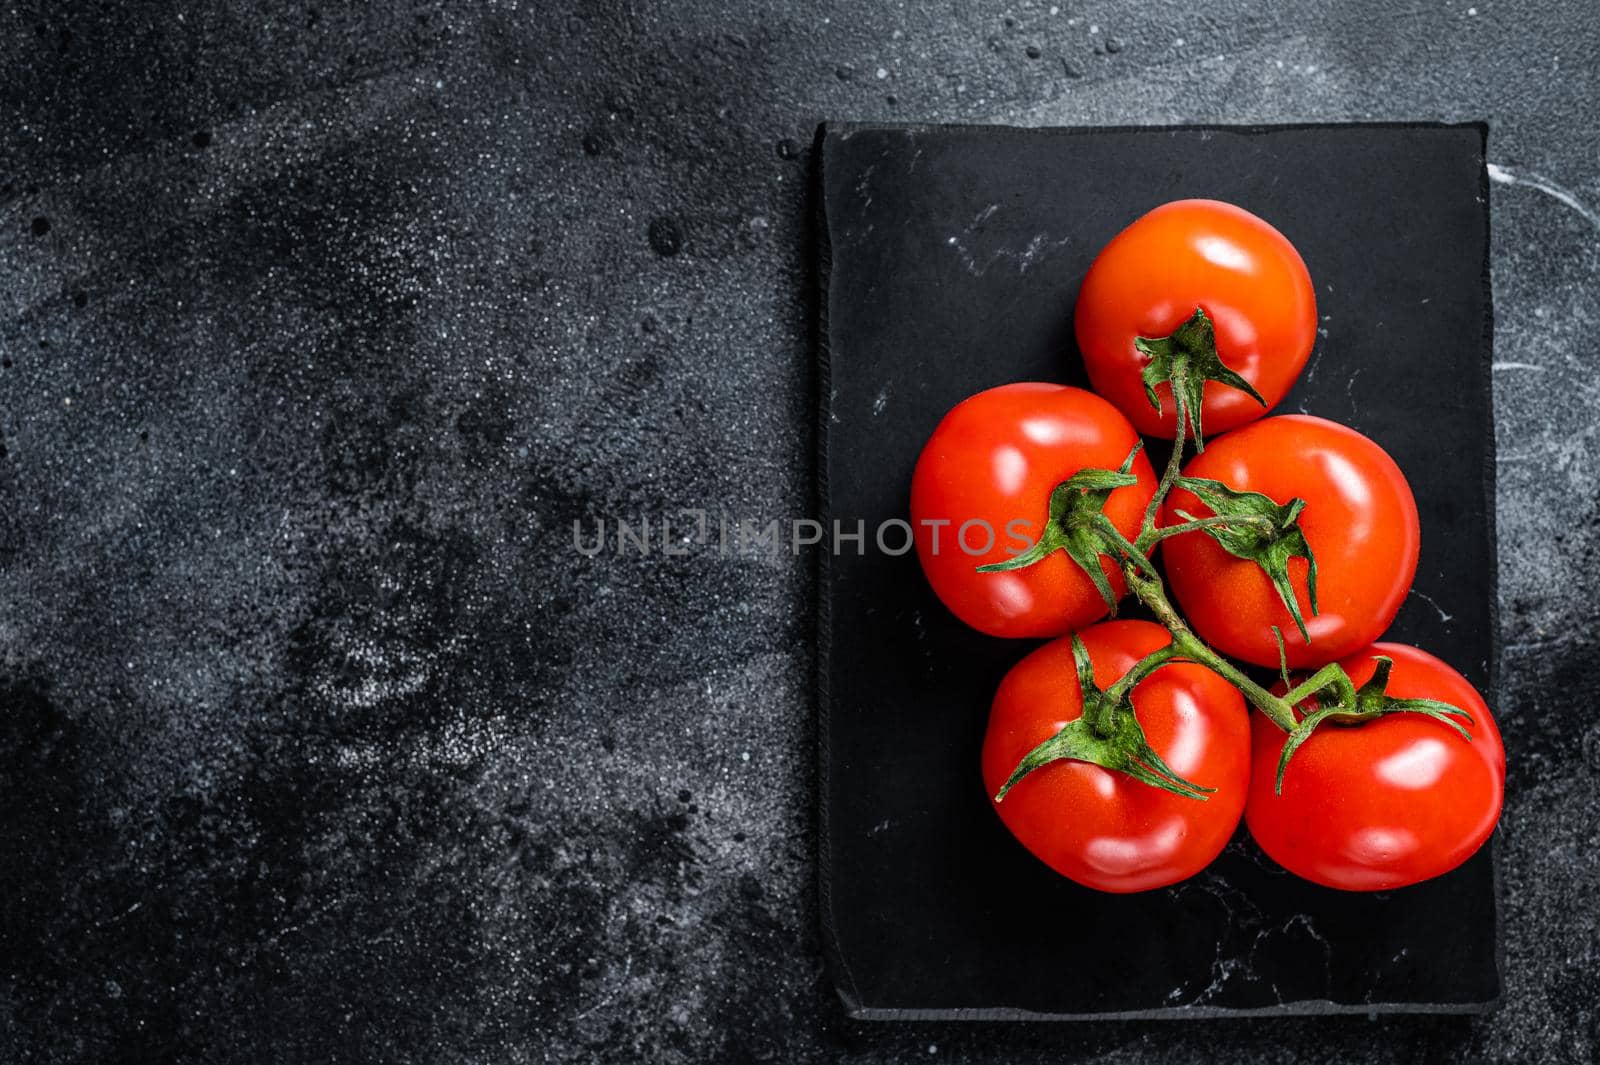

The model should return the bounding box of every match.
[913,200,1504,894]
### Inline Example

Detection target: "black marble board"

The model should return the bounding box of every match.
[815,122,1497,1020]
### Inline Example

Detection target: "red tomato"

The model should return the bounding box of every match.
[1247,643,1504,891]
[1161,415,1419,668]
[981,620,1250,892]
[911,383,1156,638]
[1075,199,1317,438]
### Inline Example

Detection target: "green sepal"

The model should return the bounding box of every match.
[1273,703,1352,795]
[1273,656,1478,794]
[1270,625,1292,689]
[1134,306,1266,451]
[994,635,1215,803]
[976,444,1157,614]
[1173,475,1320,644]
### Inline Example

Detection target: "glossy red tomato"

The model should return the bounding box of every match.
[1247,643,1504,890]
[911,383,1156,638]
[981,620,1250,892]
[1075,199,1317,438]
[1161,415,1419,669]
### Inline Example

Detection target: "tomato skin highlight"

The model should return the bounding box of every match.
[910,383,1156,639]
[1075,199,1317,438]
[1160,414,1420,669]
[981,621,1251,893]
[1246,643,1504,891]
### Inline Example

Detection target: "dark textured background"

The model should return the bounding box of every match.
[0,2,1595,1062]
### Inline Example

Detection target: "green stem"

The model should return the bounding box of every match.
[1282,663,1357,709]
[1134,435,1188,554]
[1123,563,1298,732]
[1147,514,1275,544]
[1102,642,1179,706]
[1118,419,1300,733]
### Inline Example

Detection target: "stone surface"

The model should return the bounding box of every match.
[0,1,1595,1062]
[818,123,1499,1018]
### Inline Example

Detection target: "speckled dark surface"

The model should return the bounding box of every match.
[1,2,1596,1062]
